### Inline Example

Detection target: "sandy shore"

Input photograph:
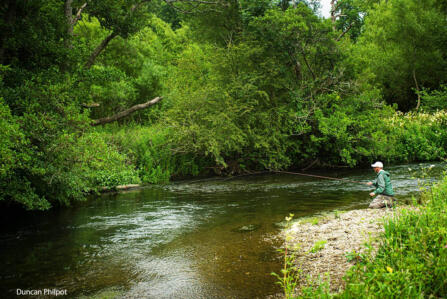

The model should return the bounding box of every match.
[283,207,406,292]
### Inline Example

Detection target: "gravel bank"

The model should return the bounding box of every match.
[284,207,405,292]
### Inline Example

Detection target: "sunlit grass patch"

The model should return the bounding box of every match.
[309,240,327,253]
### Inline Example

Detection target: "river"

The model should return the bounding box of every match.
[0,162,444,298]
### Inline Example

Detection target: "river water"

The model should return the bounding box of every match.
[0,163,444,298]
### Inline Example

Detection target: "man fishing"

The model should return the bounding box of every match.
[367,161,396,208]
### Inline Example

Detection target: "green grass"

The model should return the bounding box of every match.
[309,240,327,253]
[299,216,323,226]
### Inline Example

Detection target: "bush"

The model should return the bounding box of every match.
[45,131,140,197]
[0,72,140,210]
[98,125,206,183]
[383,111,447,163]
[420,85,447,112]
[0,98,50,210]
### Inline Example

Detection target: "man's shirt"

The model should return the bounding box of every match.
[373,170,394,196]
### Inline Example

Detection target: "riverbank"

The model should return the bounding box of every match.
[282,173,447,298]
[284,207,408,292]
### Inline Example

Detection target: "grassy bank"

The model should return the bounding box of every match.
[282,173,447,298]
[338,174,447,298]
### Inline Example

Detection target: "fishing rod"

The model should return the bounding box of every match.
[274,170,370,185]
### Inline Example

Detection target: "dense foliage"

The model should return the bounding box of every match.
[1,0,447,209]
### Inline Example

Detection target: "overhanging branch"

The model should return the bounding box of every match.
[336,22,354,41]
[91,97,163,126]
[73,3,87,25]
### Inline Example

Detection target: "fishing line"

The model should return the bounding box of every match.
[179,170,369,185]
[273,170,370,185]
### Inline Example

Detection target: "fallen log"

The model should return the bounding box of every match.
[91,96,163,126]
[82,102,100,108]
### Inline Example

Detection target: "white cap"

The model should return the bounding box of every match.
[371,161,383,168]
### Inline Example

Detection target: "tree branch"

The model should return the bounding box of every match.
[82,103,100,108]
[85,32,118,69]
[73,2,87,26]
[334,0,342,12]
[84,0,149,69]
[91,97,163,126]
[65,1,87,32]
[336,22,354,41]
[65,1,86,49]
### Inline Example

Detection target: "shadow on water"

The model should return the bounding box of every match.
[0,162,444,298]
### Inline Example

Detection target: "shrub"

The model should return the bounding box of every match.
[384,111,447,163]
[420,85,447,112]
[98,125,206,183]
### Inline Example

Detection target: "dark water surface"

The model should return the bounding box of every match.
[0,163,444,298]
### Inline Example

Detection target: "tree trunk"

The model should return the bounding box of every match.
[65,0,74,36]
[91,97,163,126]
[85,32,118,69]
[65,1,86,48]
[413,69,421,111]
[331,0,337,31]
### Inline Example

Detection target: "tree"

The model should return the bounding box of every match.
[247,5,340,96]
[164,4,352,170]
[83,0,152,68]
[0,0,69,71]
[327,0,378,42]
[64,0,87,40]
[353,0,447,110]
[83,0,229,68]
